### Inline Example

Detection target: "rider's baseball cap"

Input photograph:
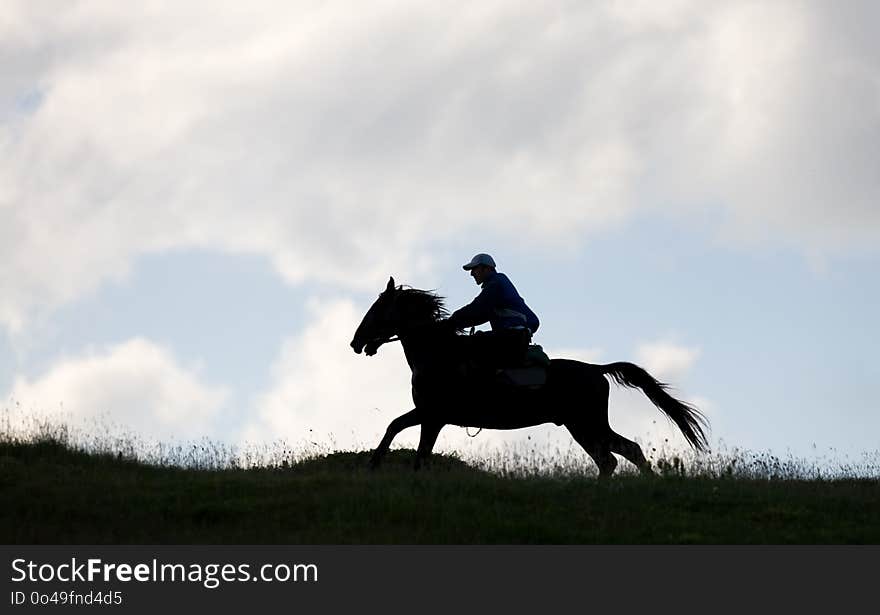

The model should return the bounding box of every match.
[462,253,496,270]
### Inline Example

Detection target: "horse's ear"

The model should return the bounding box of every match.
[387,277,395,292]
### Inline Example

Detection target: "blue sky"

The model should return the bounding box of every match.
[2,1,878,464]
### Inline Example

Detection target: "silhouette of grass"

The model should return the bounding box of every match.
[1,418,879,544]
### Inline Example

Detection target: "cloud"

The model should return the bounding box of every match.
[635,340,701,382]
[242,297,416,449]
[7,338,230,440]
[2,1,878,333]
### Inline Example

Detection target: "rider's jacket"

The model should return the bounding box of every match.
[449,271,539,334]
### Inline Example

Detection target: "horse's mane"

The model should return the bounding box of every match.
[396,286,449,322]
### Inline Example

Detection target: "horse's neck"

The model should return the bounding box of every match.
[399,338,420,373]
[399,327,445,373]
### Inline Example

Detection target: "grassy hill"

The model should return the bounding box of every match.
[1,437,878,543]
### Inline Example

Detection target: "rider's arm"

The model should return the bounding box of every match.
[448,278,501,329]
[525,305,540,334]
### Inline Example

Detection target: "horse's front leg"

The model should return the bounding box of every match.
[414,422,444,470]
[370,409,421,469]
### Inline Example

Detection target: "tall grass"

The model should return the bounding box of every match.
[3,405,878,479]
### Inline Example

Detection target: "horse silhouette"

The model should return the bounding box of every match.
[350,277,709,476]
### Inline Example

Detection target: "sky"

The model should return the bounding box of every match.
[2,1,878,465]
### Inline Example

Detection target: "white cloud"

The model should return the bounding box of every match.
[242,297,416,449]
[2,1,878,334]
[7,338,230,440]
[635,340,701,382]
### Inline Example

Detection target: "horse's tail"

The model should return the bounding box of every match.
[599,362,710,452]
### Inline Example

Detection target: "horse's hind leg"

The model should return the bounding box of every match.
[565,373,617,477]
[567,424,618,478]
[414,422,443,470]
[371,409,420,469]
[609,431,654,475]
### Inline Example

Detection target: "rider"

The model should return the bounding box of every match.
[446,253,539,369]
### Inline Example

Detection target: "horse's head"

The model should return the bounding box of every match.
[351,277,401,356]
[351,277,450,356]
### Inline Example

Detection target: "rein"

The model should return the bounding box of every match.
[365,335,400,353]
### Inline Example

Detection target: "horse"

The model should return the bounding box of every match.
[350,277,709,476]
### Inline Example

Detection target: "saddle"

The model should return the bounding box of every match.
[494,344,550,389]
